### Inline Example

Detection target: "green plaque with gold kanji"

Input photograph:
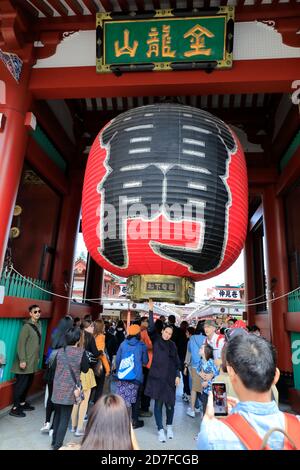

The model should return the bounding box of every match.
[96,8,234,73]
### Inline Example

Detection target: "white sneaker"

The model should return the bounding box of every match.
[40,422,50,433]
[75,429,85,437]
[70,427,76,433]
[158,429,166,442]
[186,407,195,418]
[167,425,174,439]
[195,407,201,413]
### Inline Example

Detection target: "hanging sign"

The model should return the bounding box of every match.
[96,7,234,73]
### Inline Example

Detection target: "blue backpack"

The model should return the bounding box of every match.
[117,348,136,381]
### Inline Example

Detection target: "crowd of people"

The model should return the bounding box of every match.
[7,303,300,450]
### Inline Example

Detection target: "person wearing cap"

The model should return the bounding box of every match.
[115,323,148,429]
[204,320,225,364]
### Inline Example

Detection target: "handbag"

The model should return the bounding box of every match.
[73,383,85,405]
[63,350,85,404]
[86,350,98,365]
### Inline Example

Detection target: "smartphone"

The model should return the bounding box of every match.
[212,383,228,416]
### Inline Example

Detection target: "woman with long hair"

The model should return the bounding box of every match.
[93,319,110,403]
[70,329,96,436]
[51,327,89,450]
[60,394,139,450]
[81,394,138,450]
[41,315,74,435]
[145,301,181,443]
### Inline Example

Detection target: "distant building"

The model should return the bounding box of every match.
[206,284,245,302]
[72,259,126,303]
[72,257,87,301]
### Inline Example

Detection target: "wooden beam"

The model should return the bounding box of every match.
[248,166,278,186]
[81,106,268,128]
[249,203,263,231]
[29,59,300,100]
[271,105,300,165]
[26,136,68,195]
[31,100,76,162]
[0,297,52,318]
[29,0,54,17]
[276,147,300,195]
[236,3,300,21]
[30,5,300,31]
[46,0,69,17]
[63,0,84,16]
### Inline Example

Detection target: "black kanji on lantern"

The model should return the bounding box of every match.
[98,104,236,273]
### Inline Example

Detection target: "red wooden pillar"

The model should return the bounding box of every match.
[84,257,104,320]
[244,231,256,327]
[0,50,33,272]
[45,166,84,346]
[262,185,292,371]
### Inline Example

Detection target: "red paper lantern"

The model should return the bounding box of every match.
[82,104,247,285]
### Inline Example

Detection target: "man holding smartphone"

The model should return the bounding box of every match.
[196,334,300,450]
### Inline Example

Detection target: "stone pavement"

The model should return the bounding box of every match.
[0,385,200,450]
[0,384,294,451]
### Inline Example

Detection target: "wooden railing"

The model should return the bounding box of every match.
[0,272,52,301]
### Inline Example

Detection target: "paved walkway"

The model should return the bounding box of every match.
[0,384,294,451]
[0,385,200,450]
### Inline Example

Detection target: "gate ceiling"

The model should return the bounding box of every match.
[60,91,284,167]
[10,0,300,22]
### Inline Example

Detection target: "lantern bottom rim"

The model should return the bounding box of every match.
[127,274,194,305]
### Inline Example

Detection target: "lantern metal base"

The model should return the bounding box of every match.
[127,275,195,305]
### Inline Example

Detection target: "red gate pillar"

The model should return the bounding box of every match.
[84,258,104,320]
[0,49,33,272]
[262,184,292,371]
[244,231,256,327]
[45,166,84,347]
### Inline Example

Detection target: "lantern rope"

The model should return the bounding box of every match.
[2,265,300,310]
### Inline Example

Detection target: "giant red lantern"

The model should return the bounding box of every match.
[82,104,248,304]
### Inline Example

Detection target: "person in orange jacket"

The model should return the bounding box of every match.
[93,319,110,403]
[139,315,153,417]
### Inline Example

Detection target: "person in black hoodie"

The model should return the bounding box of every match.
[145,300,181,443]
[104,321,118,362]
[115,320,126,350]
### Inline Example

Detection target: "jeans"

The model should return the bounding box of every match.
[154,400,174,431]
[200,392,209,415]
